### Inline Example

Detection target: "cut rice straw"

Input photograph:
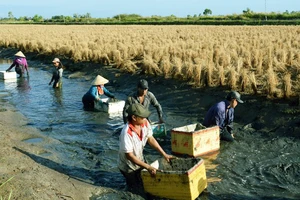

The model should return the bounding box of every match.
[0,176,14,200]
[0,176,14,188]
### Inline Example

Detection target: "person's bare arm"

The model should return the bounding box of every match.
[147,136,173,162]
[125,152,158,175]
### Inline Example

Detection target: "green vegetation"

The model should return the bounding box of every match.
[1,9,300,25]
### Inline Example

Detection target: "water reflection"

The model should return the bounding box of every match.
[50,88,63,106]
[3,78,17,90]
[17,77,31,92]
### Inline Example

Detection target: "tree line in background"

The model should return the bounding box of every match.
[2,8,300,25]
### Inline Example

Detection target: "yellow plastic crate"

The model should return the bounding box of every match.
[141,157,207,200]
[171,123,220,157]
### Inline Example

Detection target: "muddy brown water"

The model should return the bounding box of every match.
[1,57,300,200]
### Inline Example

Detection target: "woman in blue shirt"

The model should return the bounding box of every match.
[82,75,115,110]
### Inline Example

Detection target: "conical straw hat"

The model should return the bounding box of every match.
[15,51,25,58]
[91,75,109,85]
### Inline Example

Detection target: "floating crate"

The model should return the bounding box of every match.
[151,122,167,138]
[0,71,17,80]
[94,98,125,114]
[171,123,220,157]
[141,157,207,200]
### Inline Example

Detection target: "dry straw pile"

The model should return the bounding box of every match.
[0,24,299,98]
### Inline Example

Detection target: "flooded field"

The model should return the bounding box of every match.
[1,58,300,200]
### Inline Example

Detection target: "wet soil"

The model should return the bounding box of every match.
[1,47,300,199]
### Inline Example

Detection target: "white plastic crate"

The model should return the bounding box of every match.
[94,98,125,114]
[0,71,17,80]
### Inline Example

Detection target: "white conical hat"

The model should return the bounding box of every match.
[91,75,109,85]
[15,51,25,58]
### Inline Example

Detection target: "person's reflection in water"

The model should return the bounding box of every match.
[16,77,31,92]
[52,87,63,106]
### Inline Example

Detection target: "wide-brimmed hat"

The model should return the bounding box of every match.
[15,51,25,58]
[127,103,151,118]
[91,75,109,85]
[52,58,60,63]
[226,91,244,103]
[137,79,148,89]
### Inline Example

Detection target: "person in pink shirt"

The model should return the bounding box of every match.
[6,51,29,77]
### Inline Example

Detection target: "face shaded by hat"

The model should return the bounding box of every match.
[127,103,151,118]
[137,79,148,89]
[15,51,25,58]
[52,58,60,63]
[91,75,109,85]
[226,91,244,103]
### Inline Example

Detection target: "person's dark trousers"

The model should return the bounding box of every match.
[82,96,94,110]
[119,169,148,197]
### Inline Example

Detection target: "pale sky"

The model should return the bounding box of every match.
[0,0,298,19]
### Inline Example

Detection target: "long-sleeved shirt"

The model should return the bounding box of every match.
[7,57,29,73]
[83,85,114,101]
[203,100,234,133]
[123,91,163,124]
[49,68,63,88]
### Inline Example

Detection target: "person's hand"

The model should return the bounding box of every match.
[147,165,161,177]
[231,133,235,138]
[163,154,174,162]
